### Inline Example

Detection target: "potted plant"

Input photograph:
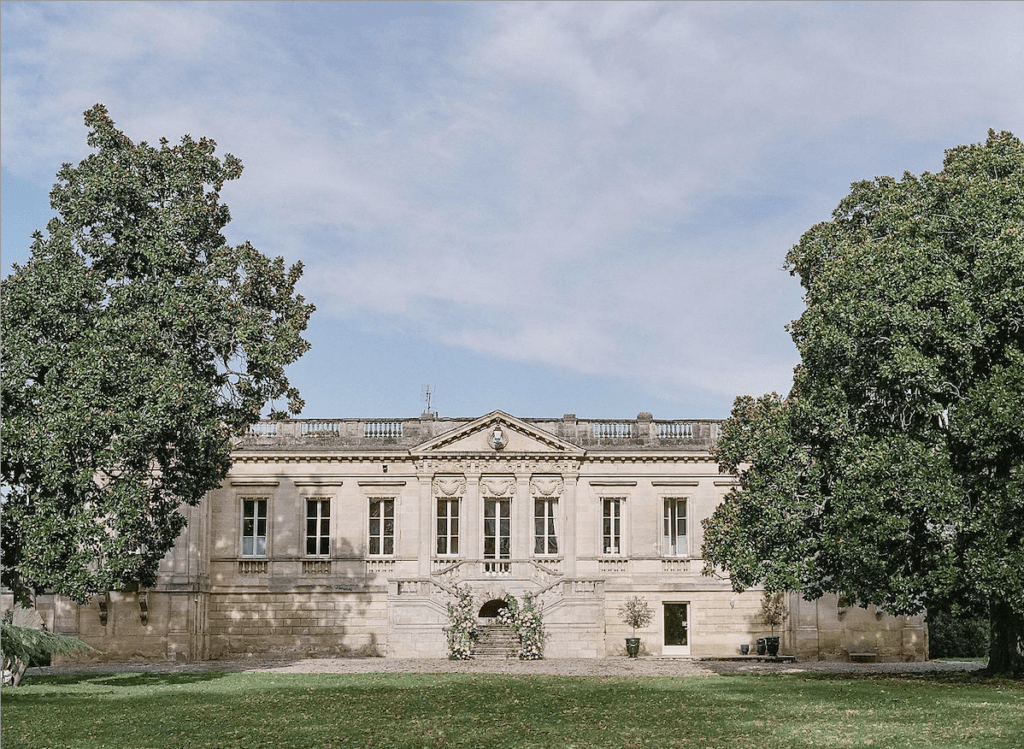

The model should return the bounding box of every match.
[619,596,654,659]
[757,591,788,657]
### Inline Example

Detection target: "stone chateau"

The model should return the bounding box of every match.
[10,410,926,662]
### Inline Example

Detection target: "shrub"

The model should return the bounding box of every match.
[927,606,990,659]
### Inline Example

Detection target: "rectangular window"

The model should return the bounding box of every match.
[602,498,622,555]
[484,498,511,560]
[436,498,460,556]
[663,498,688,556]
[242,498,267,557]
[534,499,559,555]
[368,498,395,556]
[305,498,330,556]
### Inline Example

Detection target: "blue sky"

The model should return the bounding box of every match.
[2,1,1022,420]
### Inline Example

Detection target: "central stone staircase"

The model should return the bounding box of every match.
[475,624,517,658]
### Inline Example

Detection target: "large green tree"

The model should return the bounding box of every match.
[1,105,315,605]
[703,131,1023,675]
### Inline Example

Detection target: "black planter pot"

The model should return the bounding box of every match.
[625,637,641,659]
[740,643,750,655]
[756,638,766,656]
[765,636,780,657]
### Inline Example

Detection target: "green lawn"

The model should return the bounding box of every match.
[2,670,1020,749]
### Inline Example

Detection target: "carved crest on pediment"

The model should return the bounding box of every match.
[480,477,517,497]
[530,476,564,498]
[433,476,467,497]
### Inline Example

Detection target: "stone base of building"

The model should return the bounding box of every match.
[5,587,926,665]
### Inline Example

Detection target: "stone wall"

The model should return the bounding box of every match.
[206,591,388,658]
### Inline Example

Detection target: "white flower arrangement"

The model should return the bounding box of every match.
[444,584,478,660]
[499,593,545,660]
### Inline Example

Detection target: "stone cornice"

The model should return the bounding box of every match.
[230,451,715,468]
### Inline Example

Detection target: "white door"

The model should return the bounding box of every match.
[662,602,690,655]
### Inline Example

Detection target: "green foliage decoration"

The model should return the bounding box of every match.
[702,130,1024,675]
[1,105,315,606]
[497,593,545,660]
[444,585,478,660]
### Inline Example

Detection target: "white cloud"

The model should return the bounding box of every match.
[3,1,1022,415]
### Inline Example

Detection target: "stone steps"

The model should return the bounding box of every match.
[475,624,517,658]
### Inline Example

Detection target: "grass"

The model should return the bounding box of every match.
[1,670,1021,749]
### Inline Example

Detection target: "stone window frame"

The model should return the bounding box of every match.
[600,496,626,557]
[590,481,635,558]
[367,497,396,557]
[292,479,344,560]
[433,476,466,559]
[482,496,512,560]
[240,496,269,558]
[303,496,332,557]
[661,495,690,558]
[480,476,516,562]
[435,496,461,557]
[533,497,560,557]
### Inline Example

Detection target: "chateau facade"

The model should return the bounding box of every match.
[17,411,927,662]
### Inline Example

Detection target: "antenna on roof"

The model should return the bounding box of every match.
[421,384,434,415]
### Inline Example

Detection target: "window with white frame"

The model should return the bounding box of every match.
[368,498,395,556]
[663,497,688,556]
[602,498,623,555]
[533,498,559,555]
[305,498,330,556]
[241,498,268,557]
[436,498,460,556]
[483,498,511,560]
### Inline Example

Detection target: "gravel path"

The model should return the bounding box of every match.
[27,657,986,679]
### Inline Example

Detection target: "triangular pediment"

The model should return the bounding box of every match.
[411,411,584,456]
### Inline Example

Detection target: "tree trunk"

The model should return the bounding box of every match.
[985,599,1023,677]
[2,655,27,687]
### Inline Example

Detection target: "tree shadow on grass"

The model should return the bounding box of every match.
[706,668,1018,687]
[19,670,230,688]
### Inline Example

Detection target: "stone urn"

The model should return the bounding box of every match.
[625,637,641,659]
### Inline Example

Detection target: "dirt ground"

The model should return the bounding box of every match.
[27,656,986,679]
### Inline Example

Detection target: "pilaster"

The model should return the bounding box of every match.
[465,472,481,561]
[515,471,531,559]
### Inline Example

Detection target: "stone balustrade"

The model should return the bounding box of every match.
[235,413,721,450]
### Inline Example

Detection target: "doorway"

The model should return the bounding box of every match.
[663,602,690,655]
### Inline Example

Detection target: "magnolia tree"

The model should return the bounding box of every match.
[1,105,315,606]
[703,131,1023,676]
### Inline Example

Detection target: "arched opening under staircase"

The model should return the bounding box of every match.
[476,599,514,657]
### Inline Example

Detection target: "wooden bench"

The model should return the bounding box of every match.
[846,645,878,662]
